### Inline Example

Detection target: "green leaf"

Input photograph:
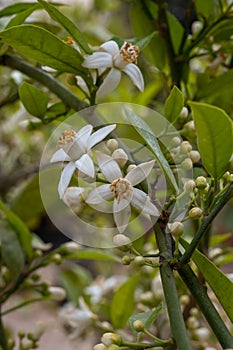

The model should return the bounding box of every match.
[0,2,38,17]
[111,274,139,329]
[5,4,40,28]
[0,227,25,278]
[129,302,163,334]
[210,233,232,247]
[195,0,217,18]
[181,239,233,322]
[0,199,33,260]
[164,86,184,123]
[38,0,92,54]
[125,108,179,193]
[66,249,120,262]
[167,12,184,54]
[189,102,233,179]
[18,82,49,118]
[0,24,87,76]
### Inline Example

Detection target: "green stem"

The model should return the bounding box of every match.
[178,263,233,348]
[154,222,192,350]
[122,340,172,349]
[1,297,45,316]
[180,183,233,264]
[0,311,10,350]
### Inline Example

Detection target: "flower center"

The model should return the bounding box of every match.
[120,42,139,64]
[110,178,133,203]
[57,129,76,148]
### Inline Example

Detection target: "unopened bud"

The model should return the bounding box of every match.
[101,333,122,346]
[223,171,233,182]
[180,141,192,154]
[189,207,203,219]
[28,322,45,341]
[169,222,184,237]
[190,150,201,163]
[191,20,203,34]
[179,106,189,120]
[112,148,128,167]
[62,187,84,210]
[133,320,144,332]
[183,180,196,193]
[48,286,66,301]
[113,234,131,249]
[106,139,119,151]
[61,241,81,253]
[171,136,181,147]
[195,176,208,190]
[126,164,137,173]
[194,327,210,341]
[121,255,132,265]
[20,338,34,350]
[133,256,146,266]
[181,158,193,170]
[93,344,107,350]
[51,253,62,265]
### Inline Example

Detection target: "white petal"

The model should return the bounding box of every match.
[99,40,119,56]
[126,160,155,186]
[76,124,93,149]
[87,124,116,150]
[97,68,121,97]
[131,188,159,216]
[75,153,95,178]
[63,187,84,207]
[96,151,122,182]
[82,52,113,69]
[122,63,144,91]
[58,162,76,198]
[50,149,71,163]
[76,76,89,94]
[86,184,112,204]
[113,198,131,233]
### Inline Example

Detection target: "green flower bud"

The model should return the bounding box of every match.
[113,234,131,249]
[171,136,181,147]
[48,286,66,301]
[106,139,119,151]
[190,150,201,164]
[133,256,146,266]
[93,344,107,350]
[101,333,122,346]
[121,255,132,265]
[169,222,184,237]
[51,253,62,265]
[179,106,189,120]
[180,141,192,154]
[181,158,193,170]
[126,164,137,173]
[195,176,208,190]
[133,319,145,332]
[183,180,196,193]
[112,148,128,168]
[189,207,203,219]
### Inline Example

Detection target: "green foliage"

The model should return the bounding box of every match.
[66,249,120,262]
[190,102,233,179]
[5,4,40,28]
[19,82,48,118]
[0,2,38,17]
[164,86,184,123]
[110,274,139,329]
[128,302,163,334]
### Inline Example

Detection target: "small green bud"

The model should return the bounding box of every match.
[60,241,81,254]
[133,256,146,266]
[189,207,203,219]
[31,274,40,282]
[133,319,145,332]
[169,222,184,237]
[181,158,193,170]
[101,333,122,346]
[183,180,196,193]
[113,234,131,250]
[190,150,201,163]
[106,139,119,151]
[121,255,132,265]
[51,253,62,265]
[179,106,189,120]
[180,141,192,154]
[93,344,107,350]
[171,136,181,147]
[34,250,43,258]
[112,148,128,168]
[195,176,208,190]
[48,286,66,301]
[126,164,137,173]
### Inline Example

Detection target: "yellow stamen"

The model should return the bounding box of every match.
[57,129,76,148]
[110,178,133,204]
[120,42,139,64]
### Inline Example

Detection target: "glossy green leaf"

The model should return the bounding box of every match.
[167,12,184,54]
[0,199,33,260]
[197,69,233,100]
[110,274,139,329]
[19,82,48,118]
[181,239,233,322]
[0,2,38,17]
[38,0,92,54]
[164,86,184,123]
[0,227,24,278]
[189,102,233,179]
[210,233,232,247]
[129,302,163,334]
[66,249,120,262]
[195,0,216,18]
[0,24,87,76]
[112,32,156,52]
[125,108,178,192]
[5,4,40,28]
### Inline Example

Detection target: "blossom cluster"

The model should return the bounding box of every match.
[50,124,159,234]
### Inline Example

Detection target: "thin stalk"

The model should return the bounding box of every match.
[1,297,45,316]
[122,340,172,349]
[178,263,233,348]
[180,183,233,264]
[0,312,9,350]
[154,222,192,350]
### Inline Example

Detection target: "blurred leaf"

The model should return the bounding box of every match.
[66,249,120,262]
[0,199,33,260]
[125,108,179,193]
[129,302,163,334]
[215,253,233,266]
[189,102,233,179]
[0,24,88,76]
[197,69,233,100]
[0,227,24,278]
[32,234,53,251]
[11,174,44,222]
[210,233,232,247]
[0,2,38,17]
[60,264,91,305]
[38,0,92,54]
[19,82,48,118]
[167,12,184,54]
[111,274,139,329]
[112,32,156,52]
[181,239,233,322]
[5,4,40,28]
[195,0,217,18]
[164,86,184,123]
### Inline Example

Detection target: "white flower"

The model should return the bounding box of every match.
[50,124,116,198]
[86,152,159,233]
[82,40,144,96]
[59,298,96,339]
[62,186,84,210]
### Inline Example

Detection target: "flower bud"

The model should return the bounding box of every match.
[180,141,192,154]
[93,344,107,350]
[51,253,62,265]
[20,338,34,350]
[133,256,146,266]
[28,322,45,341]
[183,121,196,141]
[187,316,199,329]
[195,176,208,190]
[223,171,233,182]
[106,139,119,151]
[113,234,131,247]
[133,320,144,332]
[179,106,189,120]
[183,180,196,193]
[171,136,181,147]
[61,241,81,253]
[180,294,190,306]
[112,148,128,167]
[121,255,132,265]
[190,150,201,163]
[181,158,193,170]
[194,327,210,341]
[189,207,203,219]
[191,20,203,34]
[48,286,66,301]
[101,333,122,346]
[126,164,137,173]
[62,187,84,210]
[169,222,184,237]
